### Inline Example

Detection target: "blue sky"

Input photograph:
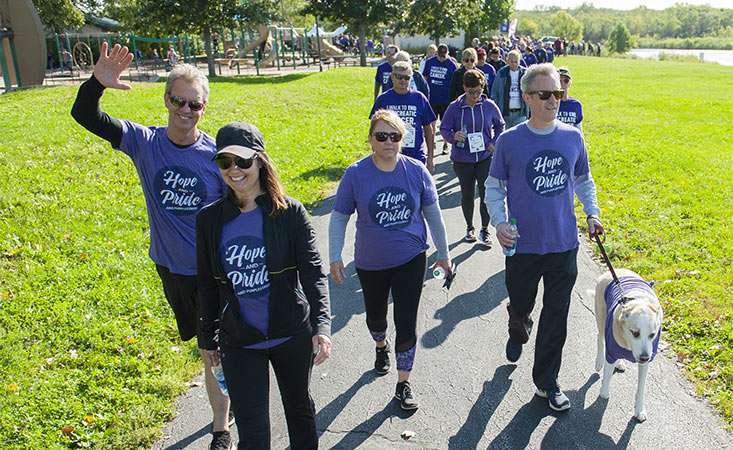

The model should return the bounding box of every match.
[516,0,732,10]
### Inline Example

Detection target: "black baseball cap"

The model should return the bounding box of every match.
[558,67,572,79]
[214,122,265,159]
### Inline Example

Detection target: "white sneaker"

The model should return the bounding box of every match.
[535,386,570,411]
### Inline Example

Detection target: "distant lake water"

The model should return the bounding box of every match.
[631,48,733,66]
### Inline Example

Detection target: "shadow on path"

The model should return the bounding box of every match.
[316,371,378,436]
[162,423,212,450]
[449,365,516,449]
[327,400,417,449]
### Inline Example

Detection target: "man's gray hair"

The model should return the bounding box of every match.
[393,50,411,62]
[520,63,560,92]
[165,64,210,100]
[506,50,522,61]
[392,60,412,73]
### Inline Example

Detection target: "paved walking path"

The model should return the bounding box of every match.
[153,151,732,449]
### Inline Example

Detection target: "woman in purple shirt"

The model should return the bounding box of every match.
[329,110,452,411]
[441,69,505,247]
[197,122,332,449]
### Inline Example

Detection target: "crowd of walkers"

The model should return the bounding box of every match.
[71,35,602,449]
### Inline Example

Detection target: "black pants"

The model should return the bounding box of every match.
[356,252,426,353]
[221,332,317,450]
[504,248,578,391]
[452,157,491,230]
[155,265,197,341]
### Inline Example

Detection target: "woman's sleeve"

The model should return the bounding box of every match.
[293,203,331,338]
[196,210,220,350]
[422,202,449,260]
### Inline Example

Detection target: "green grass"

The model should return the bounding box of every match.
[562,55,733,427]
[0,69,373,449]
[1,58,732,447]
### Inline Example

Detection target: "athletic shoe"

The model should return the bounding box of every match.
[479,228,492,248]
[374,341,391,375]
[228,410,235,426]
[209,430,233,450]
[394,380,419,410]
[536,386,571,412]
[505,338,522,363]
[464,228,477,242]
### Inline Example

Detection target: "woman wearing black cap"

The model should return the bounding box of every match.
[196,122,332,449]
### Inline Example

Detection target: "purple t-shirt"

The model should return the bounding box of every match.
[558,97,583,128]
[422,56,458,105]
[375,61,392,93]
[489,122,590,254]
[333,155,438,270]
[119,121,225,275]
[476,63,497,91]
[220,207,290,350]
[604,276,660,364]
[370,90,437,163]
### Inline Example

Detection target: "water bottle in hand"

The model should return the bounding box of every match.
[503,218,519,257]
[211,363,228,396]
[456,124,467,148]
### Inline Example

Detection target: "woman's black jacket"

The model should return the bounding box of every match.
[196,193,331,350]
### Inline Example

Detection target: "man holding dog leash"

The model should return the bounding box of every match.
[485,63,604,412]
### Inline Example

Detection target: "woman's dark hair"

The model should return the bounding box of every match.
[463,69,486,88]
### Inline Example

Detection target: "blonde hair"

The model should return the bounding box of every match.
[462,48,478,62]
[368,109,407,138]
[391,60,412,74]
[165,64,209,99]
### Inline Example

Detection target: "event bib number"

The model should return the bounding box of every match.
[468,132,485,153]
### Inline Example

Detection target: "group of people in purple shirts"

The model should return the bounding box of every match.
[71,38,602,449]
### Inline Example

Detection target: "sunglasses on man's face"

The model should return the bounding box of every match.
[393,74,411,81]
[168,94,206,111]
[373,131,402,143]
[528,90,564,100]
[214,154,258,170]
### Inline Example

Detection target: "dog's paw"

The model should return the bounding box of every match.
[634,410,647,423]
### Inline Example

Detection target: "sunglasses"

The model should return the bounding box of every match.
[393,74,411,81]
[463,58,475,63]
[214,154,258,170]
[373,131,402,142]
[168,94,206,111]
[527,90,564,100]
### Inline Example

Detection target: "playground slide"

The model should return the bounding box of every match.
[243,24,271,55]
[312,38,345,58]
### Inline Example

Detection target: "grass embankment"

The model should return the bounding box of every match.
[0,69,374,448]
[636,36,733,50]
[563,56,733,428]
[0,57,731,448]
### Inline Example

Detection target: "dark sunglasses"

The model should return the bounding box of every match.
[373,131,402,142]
[528,90,564,100]
[214,154,258,170]
[168,94,206,111]
[463,58,475,63]
[393,74,411,81]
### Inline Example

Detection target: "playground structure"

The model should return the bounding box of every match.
[1,0,47,91]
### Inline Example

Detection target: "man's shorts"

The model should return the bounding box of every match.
[156,264,198,341]
[431,102,449,120]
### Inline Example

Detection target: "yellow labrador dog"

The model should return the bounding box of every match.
[594,268,662,422]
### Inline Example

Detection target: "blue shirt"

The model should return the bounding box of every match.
[370,89,436,163]
[119,121,225,275]
[422,56,458,104]
[220,206,290,350]
[476,63,497,91]
[558,97,583,128]
[523,53,537,66]
[375,62,392,94]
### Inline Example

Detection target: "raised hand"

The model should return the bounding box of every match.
[93,42,134,90]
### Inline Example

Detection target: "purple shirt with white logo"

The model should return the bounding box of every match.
[604,276,660,364]
[370,90,436,163]
[489,122,590,254]
[558,97,583,128]
[119,121,225,275]
[220,207,290,350]
[375,61,392,93]
[333,155,438,270]
[422,56,458,104]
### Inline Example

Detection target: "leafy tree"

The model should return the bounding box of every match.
[32,0,85,32]
[517,18,539,38]
[607,22,632,54]
[464,0,514,47]
[399,0,469,46]
[303,0,405,67]
[551,10,582,41]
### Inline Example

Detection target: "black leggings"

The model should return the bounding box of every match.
[221,332,317,450]
[355,252,426,356]
[453,157,491,230]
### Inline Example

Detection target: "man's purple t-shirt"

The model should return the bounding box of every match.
[333,155,438,270]
[476,63,497,91]
[558,97,583,128]
[370,89,436,163]
[422,56,458,105]
[375,61,392,93]
[118,121,225,275]
[604,276,660,364]
[489,122,590,254]
[220,207,290,350]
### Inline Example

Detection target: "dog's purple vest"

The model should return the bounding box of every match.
[604,276,661,364]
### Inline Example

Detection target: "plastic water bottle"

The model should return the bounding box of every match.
[503,218,519,257]
[456,124,467,148]
[433,266,447,279]
[211,363,228,396]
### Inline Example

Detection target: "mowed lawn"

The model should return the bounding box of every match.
[0,58,731,447]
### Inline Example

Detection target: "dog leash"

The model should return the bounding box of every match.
[594,235,630,304]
